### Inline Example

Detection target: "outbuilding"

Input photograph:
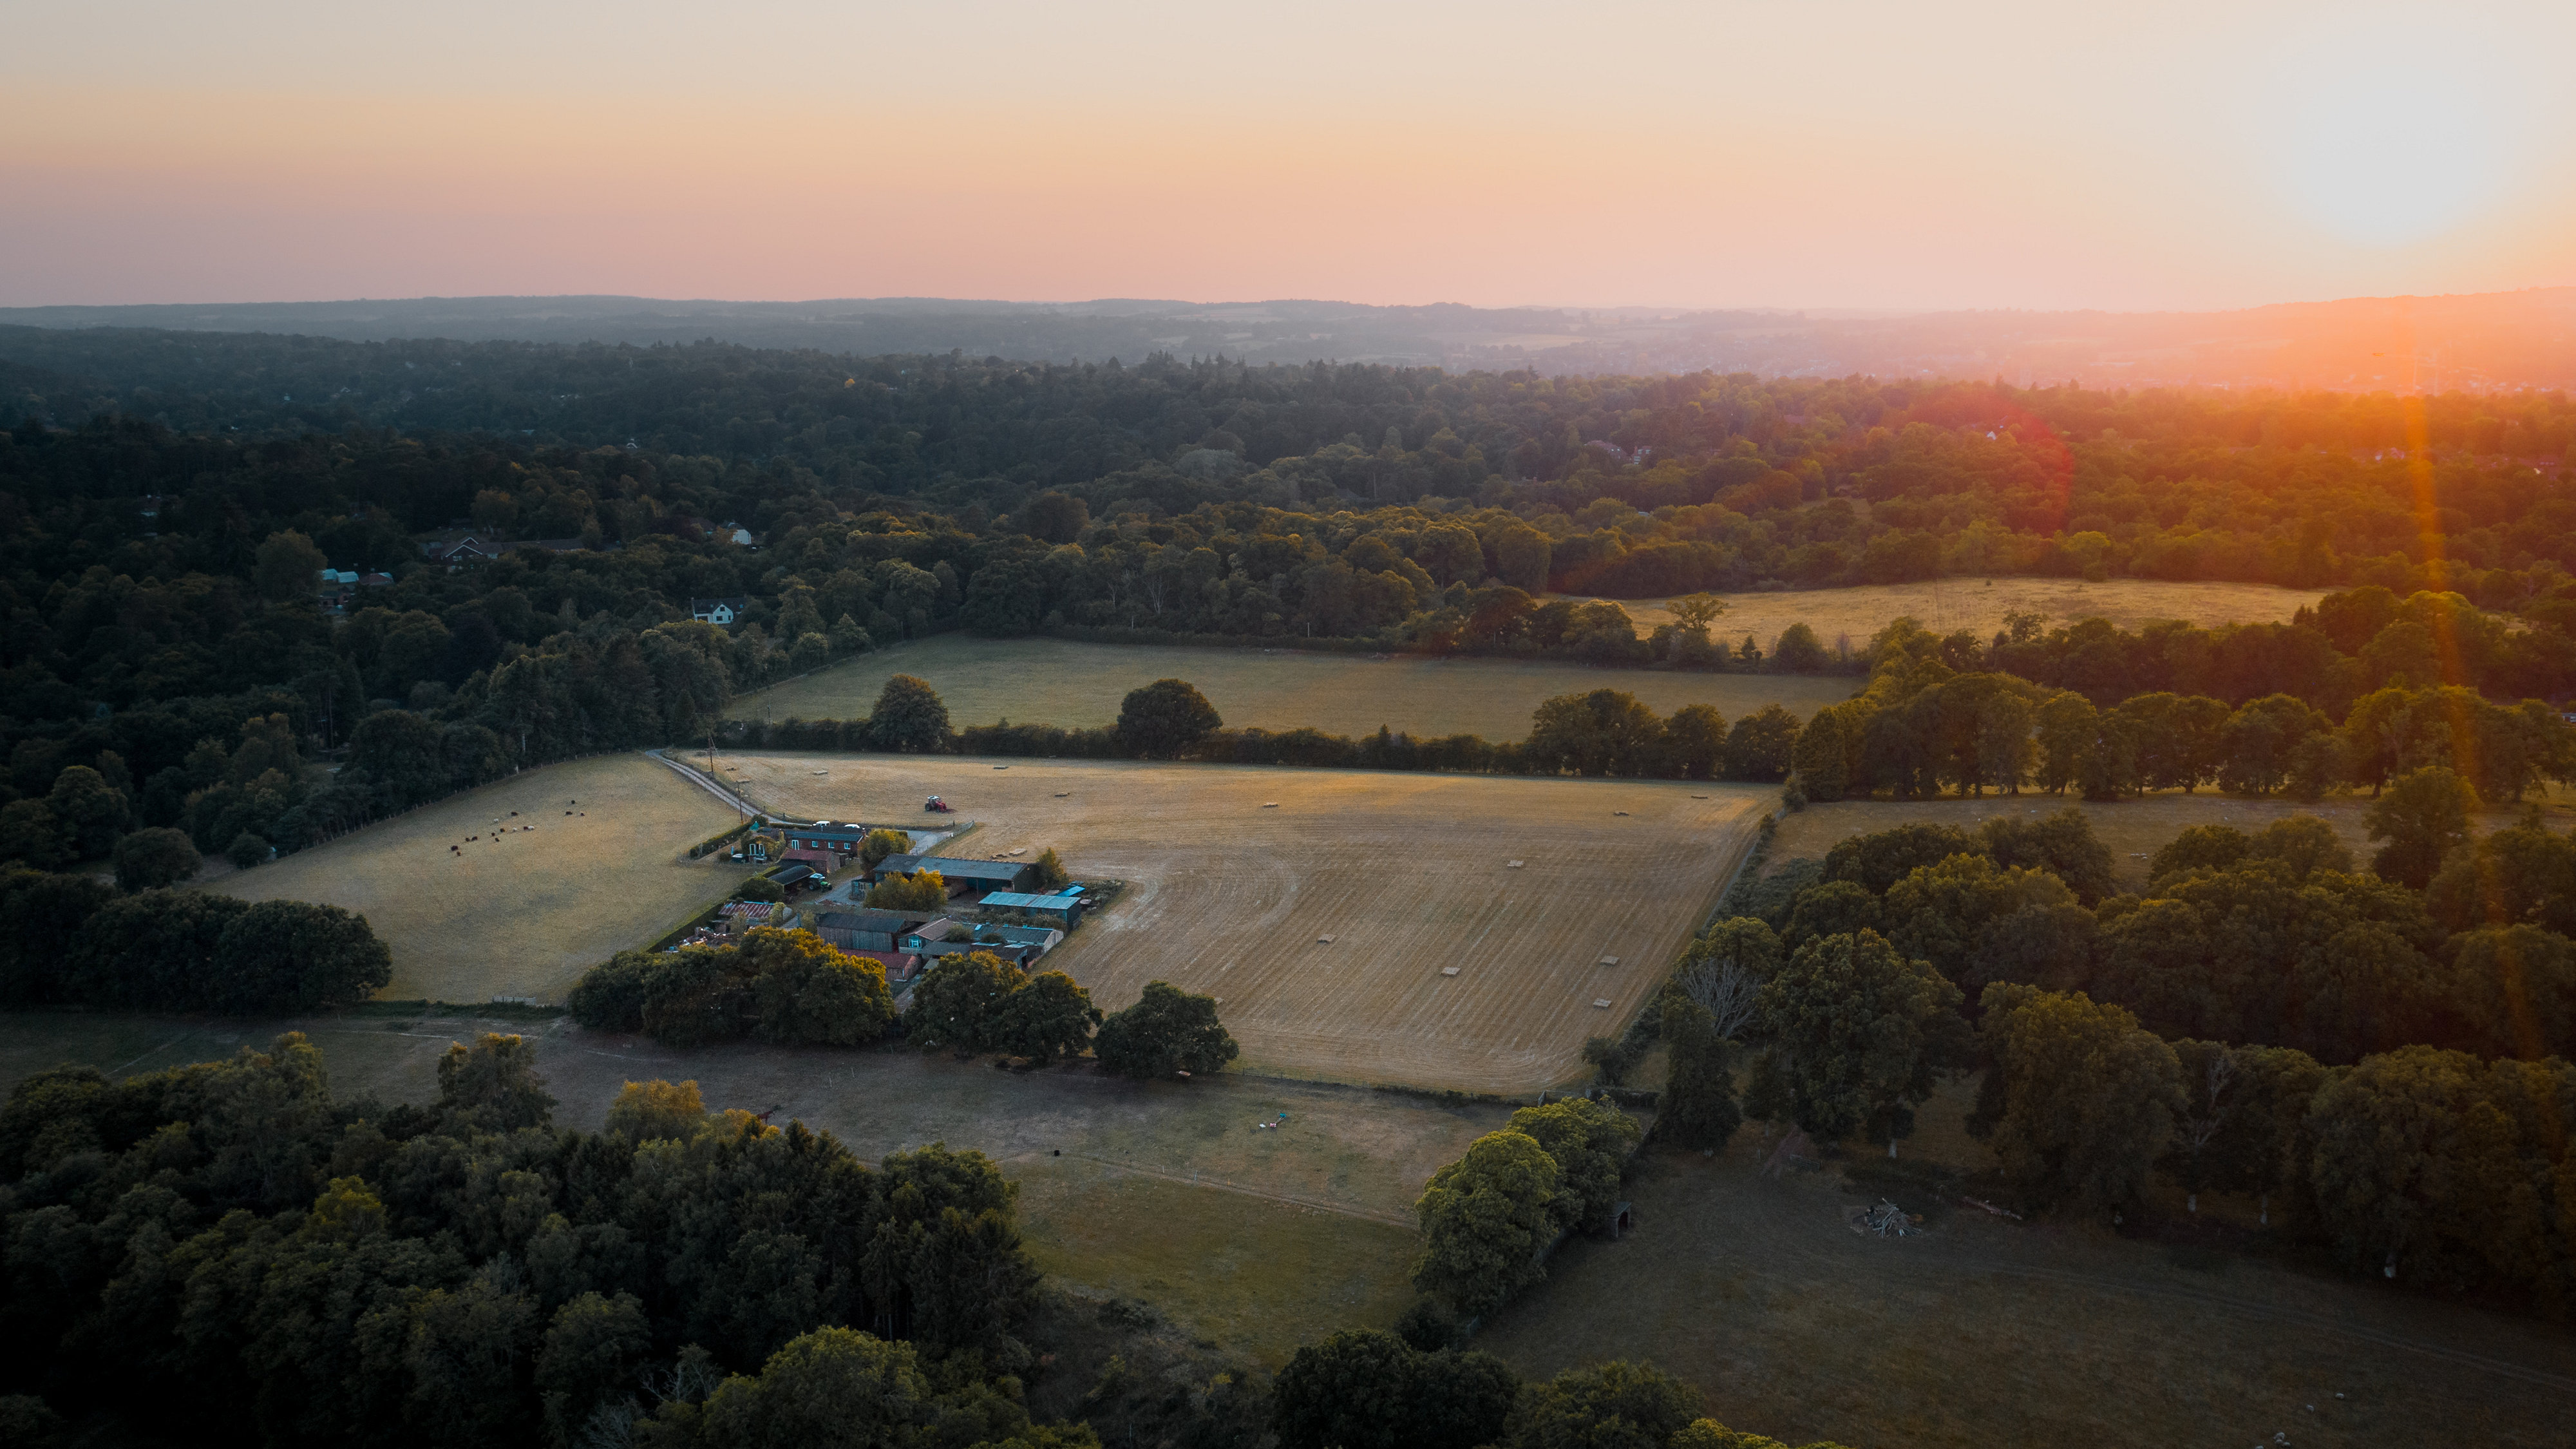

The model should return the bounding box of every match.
[871,854,1039,896]
[782,821,871,855]
[813,909,934,953]
[978,891,1085,927]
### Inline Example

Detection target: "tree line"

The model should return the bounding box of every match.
[0,865,390,1013]
[10,328,2573,610]
[733,675,1808,784]
[1793,593,2576,807]
[569,929,1240,1083]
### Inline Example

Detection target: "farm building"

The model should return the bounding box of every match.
[978,890,1086,926]
[872,853,1038,896]
[851,949,923,984]
[781,822,871,855]
[811,909,934,953]
[769,862,822,893]
[899,920,1064,960]
[779,848,838,873]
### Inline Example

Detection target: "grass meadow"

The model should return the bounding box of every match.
[1589,577,2329,651]
[1477,1078,2576,1449]
[731,634,1857,741]
[215,753,746,1003]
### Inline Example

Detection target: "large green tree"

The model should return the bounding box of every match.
[1506,1097,1641,1236]
[1659,999,1744,1153]
[1748,930,1968,1153]
[992,969,1101,1063]
[1092,980,1238,1079]
[1412,1130,1560,1315]
[1970,983,2183,1209]
[2365,765,2477,889]
[1271,1328,1517,1449]
[1113,678,1223,758]
[905,951,1028,1052]
[1501,1359,1702,1449]
[866,675,951,753]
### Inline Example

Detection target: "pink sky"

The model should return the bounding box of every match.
[6,0,2571,312]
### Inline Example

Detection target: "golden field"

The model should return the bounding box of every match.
[718,753,1773,1092]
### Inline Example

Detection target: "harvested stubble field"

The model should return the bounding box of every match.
[1586,576,2328,648]
[216,754,746,1003]
[721,753,1773,1092]
[731,634,1855,741]
[1478,1079,2576,1449]
[1764,789,2576,893]
[0,1010,1487,1364]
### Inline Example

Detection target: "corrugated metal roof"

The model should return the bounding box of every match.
[879,855,1032,883]
[981,891,1082,910]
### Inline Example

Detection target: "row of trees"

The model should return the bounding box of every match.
[569,933,1239,1082]
[0,867,390,1012]
[1795,614,2576,808]
[737,676,1807,785]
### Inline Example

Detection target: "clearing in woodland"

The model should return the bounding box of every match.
[730,634,1854,741]
[721,753,1772,1092]
[215,753,746,1003]
[1477,1080,2576,1449]
[1588,576,2329,650]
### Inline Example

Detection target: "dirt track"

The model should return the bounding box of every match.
[723,754,1772,1092]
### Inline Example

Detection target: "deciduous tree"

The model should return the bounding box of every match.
[1093,980,1238,1079]
[1970,983,2182,1209]
[1748,930,1967,1153]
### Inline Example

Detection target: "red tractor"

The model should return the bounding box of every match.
[923,795,955,813]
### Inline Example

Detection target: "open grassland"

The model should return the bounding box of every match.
[1478,1081,2576,1449]
[1586,577,2329,649]
[1765,790,2576,893]
[216,754,744,1003]
[723,754,1771,1092]
[0,1011,1480,1363]
[731,634,1855,741]
[1013,1158,1421,1363]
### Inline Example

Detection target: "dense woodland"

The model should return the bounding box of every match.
[1627,802,2576,1310]
[6,332,2576,880]
[0,1028,1842,1449]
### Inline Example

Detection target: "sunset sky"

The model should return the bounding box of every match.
[6,0,2571,312]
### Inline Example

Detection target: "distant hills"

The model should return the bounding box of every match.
[4,288,2571,390]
